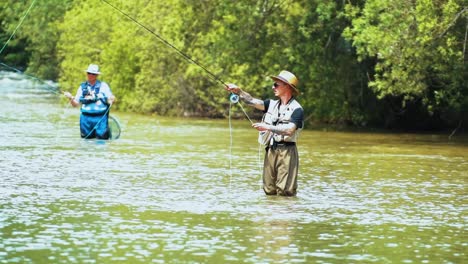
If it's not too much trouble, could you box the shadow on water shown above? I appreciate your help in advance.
[0,72,467,263]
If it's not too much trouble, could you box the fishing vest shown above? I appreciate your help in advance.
[79,81,109,115]
[258,98,303,145]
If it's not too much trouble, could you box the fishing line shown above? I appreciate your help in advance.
[0,0,38,55]
[228,101,234,190]
[235,101,255,125]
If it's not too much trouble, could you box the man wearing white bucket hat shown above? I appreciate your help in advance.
[226,70,304,196]
[64,64,116,139]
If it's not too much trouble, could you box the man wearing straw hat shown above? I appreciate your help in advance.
[64,64,116,139]
[226,70,304,196]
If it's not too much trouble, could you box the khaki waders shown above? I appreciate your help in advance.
[263,143,299,196]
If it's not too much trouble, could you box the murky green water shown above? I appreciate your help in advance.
[0,72,466,263]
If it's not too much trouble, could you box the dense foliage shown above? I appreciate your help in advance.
[1,0,466,130]
[0,0,73,79]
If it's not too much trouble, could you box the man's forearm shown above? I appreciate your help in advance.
[239,90,264,110]
[269,123,297,136]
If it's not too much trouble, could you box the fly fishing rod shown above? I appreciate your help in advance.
[100,0,252,122]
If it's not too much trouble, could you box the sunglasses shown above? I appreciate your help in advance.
[273,82,282,88]
[87,72,97,76]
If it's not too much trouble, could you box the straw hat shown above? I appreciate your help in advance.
[85,64,101,75]
[270,70,299,96]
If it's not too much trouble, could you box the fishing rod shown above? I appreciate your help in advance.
[100,0,253,123]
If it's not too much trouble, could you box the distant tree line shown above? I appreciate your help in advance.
[1,0,467,131]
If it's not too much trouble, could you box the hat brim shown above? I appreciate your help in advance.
[85,70,101,75]
[270,76,300,96]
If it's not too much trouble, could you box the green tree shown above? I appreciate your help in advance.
[54,0,467,130]
[343,0,468,128]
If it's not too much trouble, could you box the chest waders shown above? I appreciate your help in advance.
[79,81,111,139]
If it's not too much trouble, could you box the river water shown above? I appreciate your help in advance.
[0,72,466,263]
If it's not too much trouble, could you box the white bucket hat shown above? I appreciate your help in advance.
[85,64,101,75]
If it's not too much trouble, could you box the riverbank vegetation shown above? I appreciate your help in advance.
[1,0,466,131]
